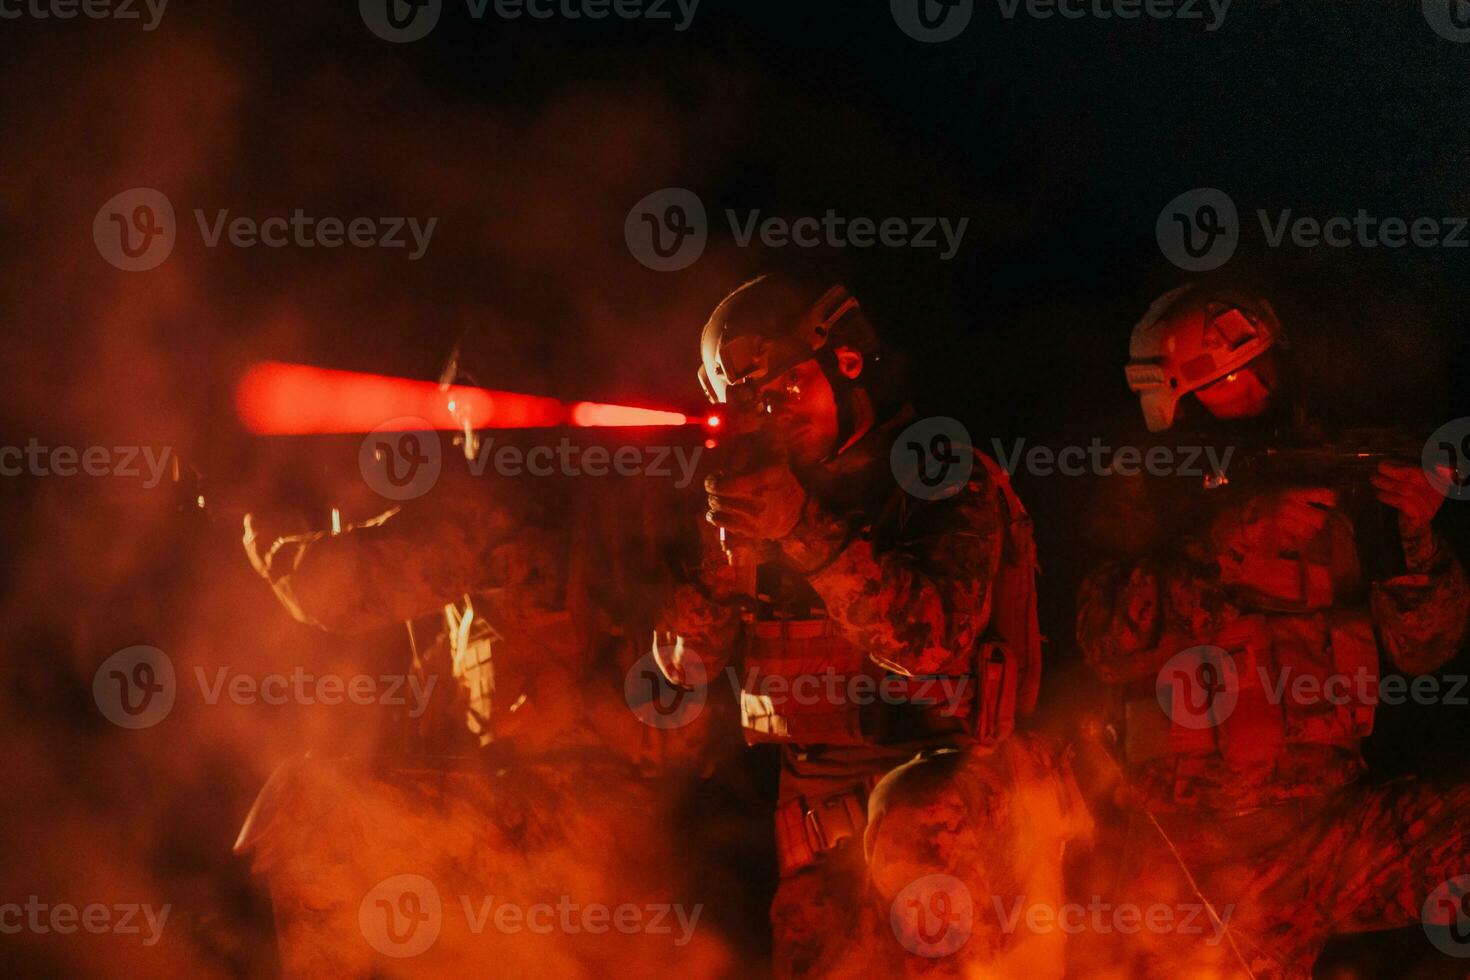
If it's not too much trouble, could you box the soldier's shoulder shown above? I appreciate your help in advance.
[892,443,1010,532]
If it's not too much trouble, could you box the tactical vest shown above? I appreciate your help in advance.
[739,454,1042,751]
[1102,472,1390,808]
[1123,609,1379,806]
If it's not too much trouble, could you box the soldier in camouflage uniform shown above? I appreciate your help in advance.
[238,431,729,976]
[664,274,1092,978]
[1076,283,1470,978]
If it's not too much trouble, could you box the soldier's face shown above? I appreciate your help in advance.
[756,358,839,467]
[1193,364,1273,421]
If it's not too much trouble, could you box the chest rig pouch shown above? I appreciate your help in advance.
[1125,611,1379,792]
[739,452,1042,751]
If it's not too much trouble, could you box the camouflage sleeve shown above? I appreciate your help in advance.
[661,522,743,675]
[664,583,743,675]
[1076,557,1240,684]
[1370,525,1470,674]
[1075,559,1168,684]
[776,464,1005,677]
[250,485,532,633]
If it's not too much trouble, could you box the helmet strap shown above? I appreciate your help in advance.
[815,345,873,460]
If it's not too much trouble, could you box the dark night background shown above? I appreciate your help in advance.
[1,0,1468,976]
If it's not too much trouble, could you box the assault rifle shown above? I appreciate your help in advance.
[703,384,781,608]
[1201,429,1430,582]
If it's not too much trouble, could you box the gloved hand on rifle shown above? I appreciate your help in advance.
[1370,460,1447,529]
[1372,460,1450,572]
[704,461,808,541]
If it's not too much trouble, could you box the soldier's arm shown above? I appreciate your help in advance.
[660,521,744,677]
[1370,523,1470,675]
[1202,491,1348,610]
[1077,548,1245,684]
[777,466,1004,678]
[1365,462,1470,673]
[244,485,530,633]
[1075,559,1171,684]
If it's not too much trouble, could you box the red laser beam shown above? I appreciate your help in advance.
[235,361,697,435]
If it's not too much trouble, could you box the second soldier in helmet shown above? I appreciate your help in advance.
[663,272,1093,978]
[1077,282,1470,978]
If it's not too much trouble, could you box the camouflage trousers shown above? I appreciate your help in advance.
[1107,774,1470,979]
[768,733,1094,979]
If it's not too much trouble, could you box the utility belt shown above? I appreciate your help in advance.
[1123,612,1377,803]
[739,616,1018,750]
[773,774,885,878]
